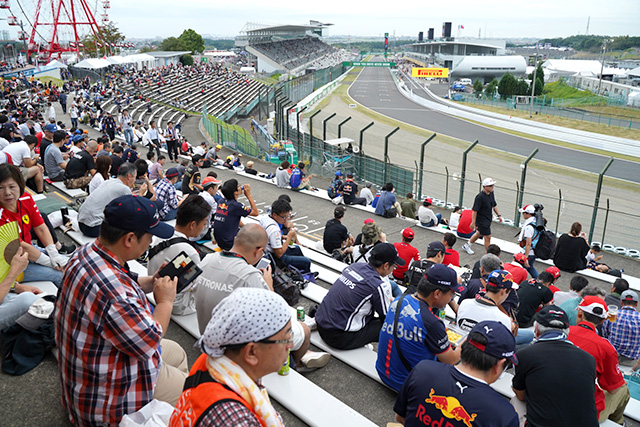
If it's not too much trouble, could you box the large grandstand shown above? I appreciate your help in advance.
[237,21,357,76]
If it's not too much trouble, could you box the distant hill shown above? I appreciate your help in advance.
[539,35,640,52]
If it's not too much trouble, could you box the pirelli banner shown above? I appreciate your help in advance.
[412,68,449,78]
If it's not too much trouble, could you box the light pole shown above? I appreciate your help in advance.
[597,39,612,95]
[528,43,539,118]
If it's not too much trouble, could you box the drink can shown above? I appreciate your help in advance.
[278,351,290,376]
[297,306,305,322]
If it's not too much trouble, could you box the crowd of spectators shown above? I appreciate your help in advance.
[252,36,355,72]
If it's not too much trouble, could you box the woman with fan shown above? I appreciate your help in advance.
[0,164,64,286]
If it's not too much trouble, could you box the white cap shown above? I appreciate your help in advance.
[482,178,496,187]
[519,204,535,214]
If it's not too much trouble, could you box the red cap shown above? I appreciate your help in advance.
[402,228,414,239]
[578,296,608,318]
[364,218,375,225]
[424,198,433,205]
[514,253,527,264]
[545,266,561,279]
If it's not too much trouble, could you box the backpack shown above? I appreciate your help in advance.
[533,229,556,260]
[403,259,435,295]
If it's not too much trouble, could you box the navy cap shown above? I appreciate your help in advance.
[535,305,569,329]
[72,134,84,143]
[104,195,174,239]
[425,264,465,293]
[165,167,179,178]
[487,269,519,290]
[347,172,354,178]
[427,241,446,254]
[370,242,405,266]
[468,320,518,365]
[44,123,57,132]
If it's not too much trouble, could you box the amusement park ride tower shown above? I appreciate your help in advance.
[0,0,109,61]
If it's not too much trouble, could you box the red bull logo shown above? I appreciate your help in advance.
[418,388,476,427]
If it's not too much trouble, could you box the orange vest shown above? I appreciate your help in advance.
[169,354,265,427]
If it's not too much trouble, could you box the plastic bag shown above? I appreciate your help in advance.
[119,399,175,427]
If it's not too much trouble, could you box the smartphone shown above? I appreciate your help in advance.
[157,251,203,294]
[61,207,69,225]
[256,257,270,270]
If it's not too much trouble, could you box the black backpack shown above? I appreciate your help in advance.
[403,259,435,295]
[533,228,556,260]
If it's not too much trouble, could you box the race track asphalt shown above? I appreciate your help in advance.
[348,66,640,183]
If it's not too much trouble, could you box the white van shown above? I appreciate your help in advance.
[459,78,472,85]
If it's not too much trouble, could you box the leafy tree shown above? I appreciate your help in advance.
[203,39,235,50]
[180,54,194,66]
[178,29,204,54]
[516,79,530,96]
[528,62,545,95]
[484,78,498,98]
[140,46,154,53]
[497,72,517,99]
[473,79,483,93]
[81,22,125,56]
[159,37,188,52]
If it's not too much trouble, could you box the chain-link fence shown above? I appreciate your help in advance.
[202,105,260,157]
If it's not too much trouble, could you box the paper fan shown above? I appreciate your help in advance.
[0,221,20,279]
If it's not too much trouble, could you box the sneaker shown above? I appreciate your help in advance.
[300,351,330,369]
[364,343,374,351]
[58,243,76,255]
[461,243,474,255]
[303,316,317,331]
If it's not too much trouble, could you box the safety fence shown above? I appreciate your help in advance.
[201,105,260,157]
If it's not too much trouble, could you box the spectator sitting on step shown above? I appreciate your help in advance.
[192,141,206,157]
[448,206,462,231]
[458,253,502,306]
[374,182,401,217]
[181,154,204,195]
[502,252,530,285]
[88,155,111,194]
[148,154,166,182]
[604,278,630,309]
[340,173,366,206]
[559,284,606,326]
[155,168,182,222]
[456,208,474,239]
[109,145,125,177]
[553,221,591,273]
[418,198,446,227]
[0,247,44,331]
[147,194,211,315]
[553,276,589,307]
[244,160,258,175]
[441,232,460,267]
[122,142,140,164]
[602,290,640,370]
[471,244,502,279]
[275,160,290,188]
[360,182,374,206]
[63,139,97,190]
[290,162,314,191]
[323,205,354,256]
[213,180,258,251]
[232,152,243,168]
[400,193,417,219]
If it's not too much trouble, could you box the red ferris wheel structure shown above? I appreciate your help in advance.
[0,0,109,62]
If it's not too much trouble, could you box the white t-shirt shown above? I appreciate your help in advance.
[259,215,283,253]
[88,173,105,194]
[518,217,537,256]
[449,211,461,230]
[2,141,32,166]
[456,297,512,332]
[418,206,437,225]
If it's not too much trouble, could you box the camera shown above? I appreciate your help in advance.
[533,204,545,231]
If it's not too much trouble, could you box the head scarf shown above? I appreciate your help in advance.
[197,288,291,357]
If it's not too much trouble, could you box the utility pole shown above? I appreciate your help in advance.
[597,40,609,95]
[528,42,539,118]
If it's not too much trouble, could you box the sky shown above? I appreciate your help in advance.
[1,0,638,42]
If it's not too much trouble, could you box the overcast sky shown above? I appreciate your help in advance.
[3,0,639,41]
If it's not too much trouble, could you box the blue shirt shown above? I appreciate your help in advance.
[376,295,450,391]
[375,191,396,216]
[212,198,252,250]
[315,262,392,332]
[395,361,519,427]
[602,306,640,359]
[290,168,303,188]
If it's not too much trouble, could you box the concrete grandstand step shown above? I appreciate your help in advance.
[48,181,87,198]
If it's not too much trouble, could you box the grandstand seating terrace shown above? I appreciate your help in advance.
[251,36,351,71]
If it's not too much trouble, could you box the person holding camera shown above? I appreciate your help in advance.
[517,204,540,279]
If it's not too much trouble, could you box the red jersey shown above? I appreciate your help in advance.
[0,192,45,242]
[443,248,460,267]
[393,242,420,280]
[503,262,528,285]
[549,284,560,294]
[457,209,473,234]
[568,322,626,417]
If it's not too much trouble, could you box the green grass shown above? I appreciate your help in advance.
[35,76,64,86]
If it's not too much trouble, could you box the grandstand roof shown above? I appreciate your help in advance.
[246,23,332,34]
[147,51,191,58]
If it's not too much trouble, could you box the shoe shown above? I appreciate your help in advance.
[461,243,474,255]
[364,343,374,351]
[58,243,76,255]
[303,316,317,331]
[300,351,330,369]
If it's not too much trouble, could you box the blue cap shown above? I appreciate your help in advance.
[425,264,465,293]
[104,195,174,238]
[44,123,57,132]
[468,320,518,365]
[72,134,84,143]
[487,269,519,290]
[335,170,343,177]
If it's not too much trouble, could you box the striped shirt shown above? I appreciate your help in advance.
[55,240,162,426]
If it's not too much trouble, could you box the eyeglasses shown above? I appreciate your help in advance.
[259,338,294,345]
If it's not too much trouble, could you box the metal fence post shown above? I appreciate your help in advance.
[383,127,400,183]
[445,166,450,205]
[337,116,352,138]
[283,103,293,141]
[458,140,479,206]
[359,122,375,154]
[514,149,539,226]
[418,133,437,201]
[588,157,614,242]
[296,106,308,155]
[555,189,562,236]
[308,110,322,152]
[323,113,337,140]
[602,198,611,244]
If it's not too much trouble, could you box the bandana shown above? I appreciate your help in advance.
[197,288,290,357]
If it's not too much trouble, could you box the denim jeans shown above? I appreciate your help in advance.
[0,291,40,330]
[526,254,539,279]
[279,246,311,272]
[22,262,64,287]
[124,128,134,146]
[421,213,442,227]
[162,207,178,222]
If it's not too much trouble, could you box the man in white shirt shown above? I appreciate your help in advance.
[3,135,44,192]
[143,120,163,158]
[47,102,56,121]
[553,276,589,307]
[147,195,211,315]
[359,182,374,205]
[517,204,539,279]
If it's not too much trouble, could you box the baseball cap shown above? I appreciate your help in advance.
[15,295,56,331]
[346,172,353,178]
[334,205,346,217]
[545,266,561,279]
[535,305,569,329]
[72,134,84,143]
[578,296,608,318]
[487,269,519,290]
[513,252,527,265]
[335,170,343,177]
[519,204,535,214]
[427,241,446,254]
[104,195,173,239]
[44,123,57,132]
[364,218,375,225]
[468,320,518,365]
[216,144,222,149]
[621,290,639,303]
[202,176,221,189]
[423,198,433,205]
[369,243,405,266]
[425,264,465,293]
[401,228,414,239]
[165,167,179,178]
[482,178,496,187]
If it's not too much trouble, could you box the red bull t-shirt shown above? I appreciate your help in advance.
[212,198,252,250]
[394,360,519,427]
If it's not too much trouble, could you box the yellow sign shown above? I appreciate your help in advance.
[412,67,449,78]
